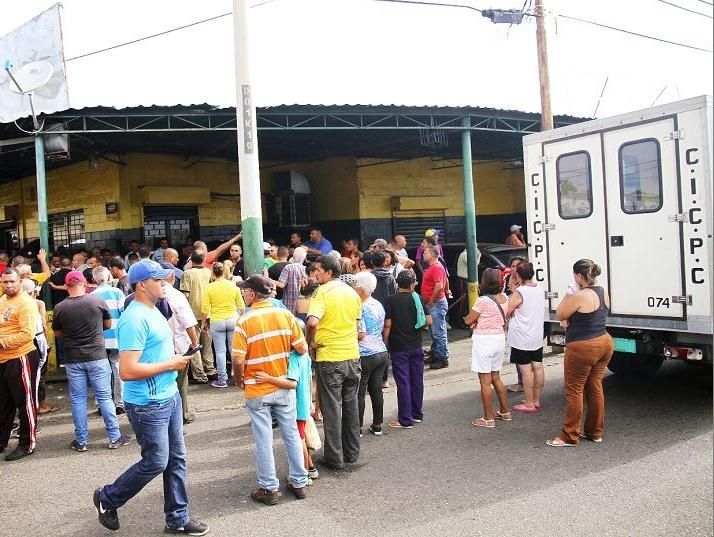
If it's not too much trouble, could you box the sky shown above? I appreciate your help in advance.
[0,0,712,119]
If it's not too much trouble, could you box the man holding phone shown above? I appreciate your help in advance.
[93,260,209,536]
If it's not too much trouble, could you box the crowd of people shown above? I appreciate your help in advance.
[0,225,614,535]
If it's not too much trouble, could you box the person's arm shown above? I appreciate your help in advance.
[358,317,367,341]
[234,287,245,313]
[306,316,319,350]
[397,255,414,269]
[186,325,199,348]
[37,248,50,277]
[425,314,433,328]
[37,301,48,334]
[200,288,211,323]
[382,318,391,345]
[506,291,523,316]
[118,350,190,381]
[208,232,242,260]
[429,281,444,306]
[556,292,584,321]
[103,319,112,330]
[305,288,325,350]
[253,371,297,389]
[463,309,480,327]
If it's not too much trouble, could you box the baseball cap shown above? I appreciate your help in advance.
[128,259,173,285]
[370,238,388,249]
[425,228,437,238]
[396,269,417,288]
[237,275,275,295]
[510,224,522,232]
[65,270,86,285]
[263,242,271,252]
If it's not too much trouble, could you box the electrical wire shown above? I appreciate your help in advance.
[555,13,713,53]
[65,0,279,63]
[692,0,713,5]
[654,0,713,18]
[373,0,481,13]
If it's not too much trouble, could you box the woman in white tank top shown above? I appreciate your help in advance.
[506,262,545,413]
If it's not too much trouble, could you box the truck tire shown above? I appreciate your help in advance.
[607,352,663,376]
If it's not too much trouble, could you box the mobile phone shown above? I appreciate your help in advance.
[183,344,203,356]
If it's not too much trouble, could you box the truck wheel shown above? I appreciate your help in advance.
[607,352,663,376]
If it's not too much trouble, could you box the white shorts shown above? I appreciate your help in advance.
[471,333,506,374]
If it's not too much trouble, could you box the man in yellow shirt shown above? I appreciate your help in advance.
[306,255,362,470]
[0,267,41,461]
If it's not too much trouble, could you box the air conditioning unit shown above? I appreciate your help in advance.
[275,195,310,228]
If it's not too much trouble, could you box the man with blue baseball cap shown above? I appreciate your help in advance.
[93,260,209,536]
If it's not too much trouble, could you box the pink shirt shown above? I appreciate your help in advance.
[472,294,506,335]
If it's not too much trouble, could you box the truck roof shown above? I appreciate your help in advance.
[522,95,712,146]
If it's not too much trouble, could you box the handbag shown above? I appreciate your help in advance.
[304,415,322,452]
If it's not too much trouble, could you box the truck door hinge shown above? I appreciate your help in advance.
[668,213,687,223]
[545,291,559,299]
[671,295,692,305]
[543,223,556,231]
[538,155,551,164]
[664,130,685,141]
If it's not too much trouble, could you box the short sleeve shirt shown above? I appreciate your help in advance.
[52,294,110,363]
[165,286,198,355]
[180,266,211,318]
[472,295,506,335]
[118,301,177,405]
[385,292,428,352]
[420,262,447,301]
[287,351,312,420]
[308,279,361,362]
[358,298,387,356]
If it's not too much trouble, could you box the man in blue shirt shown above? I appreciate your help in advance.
[303,228,333,257]
[93,260,209,536]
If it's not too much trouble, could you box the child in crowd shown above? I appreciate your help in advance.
[255,344,320,483]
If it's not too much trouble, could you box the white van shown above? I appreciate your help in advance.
[523,96,713,374]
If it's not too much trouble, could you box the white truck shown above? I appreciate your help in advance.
[523,96,713,375]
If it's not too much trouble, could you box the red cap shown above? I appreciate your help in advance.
[65,270,86,285]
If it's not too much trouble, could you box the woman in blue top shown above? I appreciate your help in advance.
[353,271,389,437]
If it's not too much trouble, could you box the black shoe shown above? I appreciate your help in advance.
[429,360,449,370]
[188,378,208,385]
[206,374,218,382]
[93,488,120,531]
[368,424,383,436]
[317,458,344,471]
[271,419,279,430]
[183,416,195,425]
[71,440,88,452]
[165,518,210,535]
[5,447,34,461]
[286,483,307,499]
[115,406,125,415]
[423,357,436,366]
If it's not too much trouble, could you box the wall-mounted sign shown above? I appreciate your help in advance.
[105,202,119,216]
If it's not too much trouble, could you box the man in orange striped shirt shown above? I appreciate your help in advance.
[233,275,309,505]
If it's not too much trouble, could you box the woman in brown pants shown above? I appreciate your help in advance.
[547,259,614,447]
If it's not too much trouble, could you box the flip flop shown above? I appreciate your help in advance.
[506,384,524,393]
[513,404,539,413]
[520,400,543,409]
[38,406,59,415]
[388,421,413,429]
[471,418,495,428]
[546,437,577,447]
[578,433,603,443]
[495,411,512,421]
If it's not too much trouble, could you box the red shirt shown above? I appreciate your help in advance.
[421,262,447,302]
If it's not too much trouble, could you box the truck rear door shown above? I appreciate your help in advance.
[602,118,685,319]
[542,134,608,312]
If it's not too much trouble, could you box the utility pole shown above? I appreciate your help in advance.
[534,0,554,130]
[233,0,264,276]
[461,117,479,308]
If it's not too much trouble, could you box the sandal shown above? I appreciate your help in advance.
[578,433,603,443]
[38,405,59,415]
[471,418,495,428]
[520,400,542,409]
[495,411,512,421]
[513,404,539,413]
[388,421,413,429]
[546,437,577,447]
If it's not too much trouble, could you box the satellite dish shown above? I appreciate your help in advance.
[7,60,54,94]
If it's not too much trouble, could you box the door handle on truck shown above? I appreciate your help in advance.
[610,236,624,247]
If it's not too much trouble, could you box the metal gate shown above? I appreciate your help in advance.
[392,209,446,248]
[143,206,199,248]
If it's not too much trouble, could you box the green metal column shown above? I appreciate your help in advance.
[461,117,479,307]
[34,135,49,252]
[233,0,264,276]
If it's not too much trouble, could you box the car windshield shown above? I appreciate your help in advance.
[487,247,528,267]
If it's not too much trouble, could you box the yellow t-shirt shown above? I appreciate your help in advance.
[201,278,245,321]
[0,292,38,362]
[308,279,361,362]
[179,267,211,318]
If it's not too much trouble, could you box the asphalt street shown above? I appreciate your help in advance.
[1,333,711,537]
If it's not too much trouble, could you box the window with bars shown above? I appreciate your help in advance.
[49,210,85,252]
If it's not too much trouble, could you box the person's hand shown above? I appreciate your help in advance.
[254,371,271,383]
[309,341,324,350]
[559,320,569,329]
[38,247,47,258]
[427,301,435,309]
[169,355,191,371]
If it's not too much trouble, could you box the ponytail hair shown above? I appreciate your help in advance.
[573,259,601,286]
[212,262,225,279]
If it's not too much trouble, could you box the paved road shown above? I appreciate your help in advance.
[1,335,711,537]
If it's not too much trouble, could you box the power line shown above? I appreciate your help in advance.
[555,13,713,53]
[654,0,713,18]
[692,0,713,5]
[373,0,481,13]
[65,0,279,62]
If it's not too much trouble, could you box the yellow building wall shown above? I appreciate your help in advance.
[356,157,525,219]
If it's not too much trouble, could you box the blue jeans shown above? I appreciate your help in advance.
[100,392,189,529]
[65,359,120,444]
[245,388,308,491]
[210,317,236,383]
[428,298,450,362]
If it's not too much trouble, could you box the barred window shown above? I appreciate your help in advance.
[49,210,85,252]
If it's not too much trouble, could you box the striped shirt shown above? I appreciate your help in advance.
[92,284,125,349]
[233,300,306,399]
